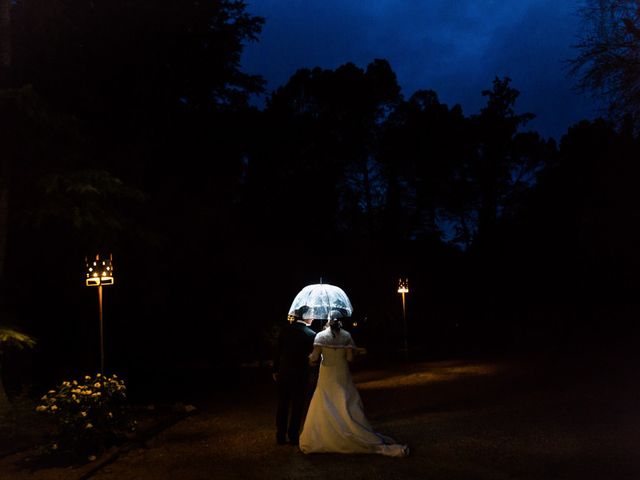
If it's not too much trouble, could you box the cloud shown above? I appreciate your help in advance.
[242,0,599,139]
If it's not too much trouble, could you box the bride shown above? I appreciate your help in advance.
[299,315,409,457]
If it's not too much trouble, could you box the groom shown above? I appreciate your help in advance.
[273,307,316,446]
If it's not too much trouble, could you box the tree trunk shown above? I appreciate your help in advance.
[0,0,10,299]
[362,156,373,233]
[0,362,9,420]
[0,186,7,296]
[0,0,10,71]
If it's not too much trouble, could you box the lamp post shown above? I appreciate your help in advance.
[85,254,114,374]
[398,278,409,361]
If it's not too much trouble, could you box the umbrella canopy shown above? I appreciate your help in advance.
[288,284,353,320]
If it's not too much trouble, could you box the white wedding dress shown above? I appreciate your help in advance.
[299,328,408,457]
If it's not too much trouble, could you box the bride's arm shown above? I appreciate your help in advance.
[346,347,354,362]
[309,346,322,366]
[345,332,357,362]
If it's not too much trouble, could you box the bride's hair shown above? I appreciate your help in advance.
[325,309,342,337]
[328,318,342,337]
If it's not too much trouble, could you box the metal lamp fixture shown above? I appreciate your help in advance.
[85,254,114,373]
[85,255,114,286]
[398,278,409,361]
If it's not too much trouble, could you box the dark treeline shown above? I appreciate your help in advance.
[1,1,639,393]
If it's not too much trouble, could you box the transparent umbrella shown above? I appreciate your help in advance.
[288,283,353,320]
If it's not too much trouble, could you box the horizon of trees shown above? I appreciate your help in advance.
[0,1,639,390]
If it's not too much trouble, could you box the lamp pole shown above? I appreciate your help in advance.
[98,283,104,373]
[85,254,114,374]
[398,278,409,361]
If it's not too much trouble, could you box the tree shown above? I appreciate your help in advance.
[502,118,640,345]
[0,0,11,307]
[0,0,9,74]
[571,0,640,124]
[0,326,34,417]
[0,0,267,374]
[378,89,470,243]
[9,0,265,204]
[0,86,144,283]
[253,60,401,242]
[11,0,264,118]
[467,77,547,250]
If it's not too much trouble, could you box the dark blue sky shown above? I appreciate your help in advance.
[241,0,601,140]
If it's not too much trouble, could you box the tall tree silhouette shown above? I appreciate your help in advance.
[253,60,401,243]
[558,120,640,293]
[0,0,9,76]
[11,0,264,119]
[1,1,266,372]
[378,90,470,243]
[468,77,549,251]
[9,0,264,207]
[571,0,640,125]
[0,0,11,300]
[504,118,640,345]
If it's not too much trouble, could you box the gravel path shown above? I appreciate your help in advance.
[3,351,640,479]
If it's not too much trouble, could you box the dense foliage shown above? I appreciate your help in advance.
[0,1,637,390]
[36,373,135,457]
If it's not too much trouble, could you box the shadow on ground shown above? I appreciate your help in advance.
[2,347,639,479]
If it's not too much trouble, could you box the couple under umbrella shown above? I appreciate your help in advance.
[273,283,409,457]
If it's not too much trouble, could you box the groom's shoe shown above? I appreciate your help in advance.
[276,435,287,445]
[287,438,299,447]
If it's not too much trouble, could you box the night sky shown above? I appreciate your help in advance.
[242,0,601,140]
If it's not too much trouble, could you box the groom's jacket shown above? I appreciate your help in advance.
[273,321,316,377]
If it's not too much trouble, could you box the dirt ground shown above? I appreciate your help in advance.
[2,348,640,480]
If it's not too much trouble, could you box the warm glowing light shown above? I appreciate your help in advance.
[397,278,409,294]
[85,254,114,287]
[357,362,502,390]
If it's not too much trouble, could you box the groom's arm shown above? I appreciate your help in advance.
[308,346,321,366]
[272,330,284,381]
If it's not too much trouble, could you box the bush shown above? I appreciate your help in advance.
[35,373,136,458]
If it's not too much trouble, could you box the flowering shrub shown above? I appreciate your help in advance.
[35,373,136,456]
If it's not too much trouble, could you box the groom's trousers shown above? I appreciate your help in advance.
[276,372,308,443]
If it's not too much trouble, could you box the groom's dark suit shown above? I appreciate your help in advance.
[273,320,316,445]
